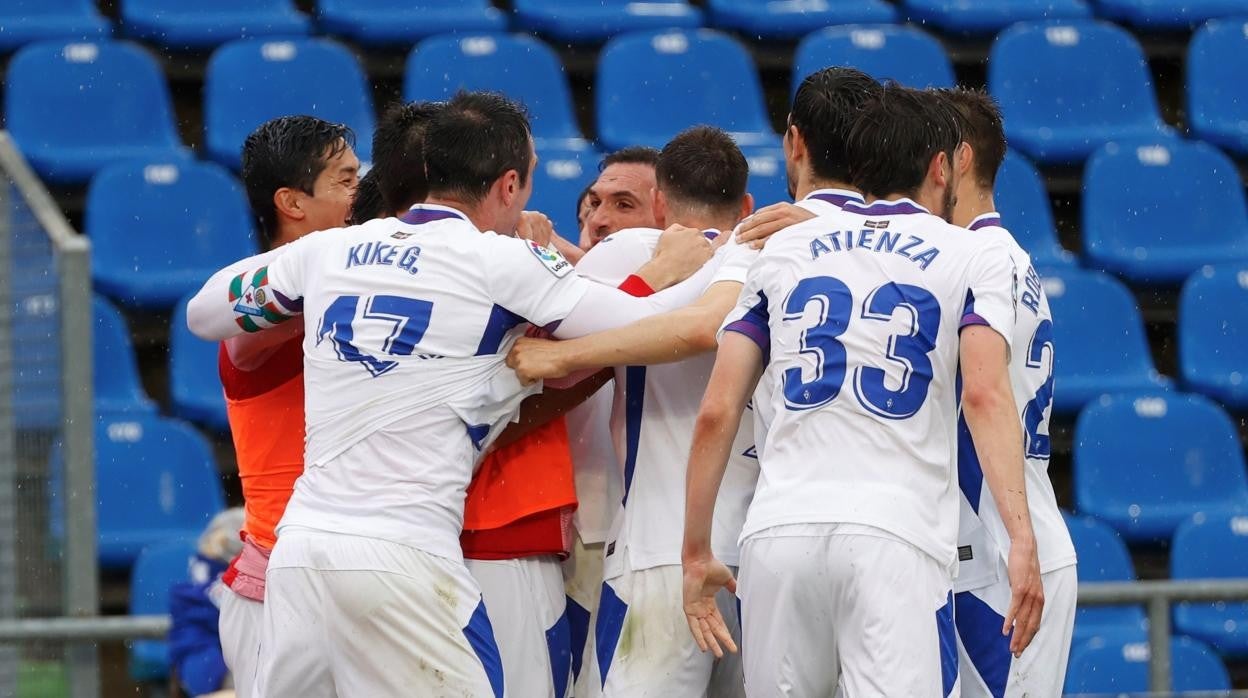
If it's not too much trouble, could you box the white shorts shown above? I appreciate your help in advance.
[564,536,605,696]
[593,560,744,698]
[254,529,502,698]
[739,524,957,698]
[956,562,1078,698]
[218,586,263,697]
[468,555,570,698]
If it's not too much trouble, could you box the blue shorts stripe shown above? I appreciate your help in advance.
[566,596,590,682]
[937,591,958,697]
[954,590,1012,698]
[463,599,504,698]
[595,581,629,689]
[546,609,571,698]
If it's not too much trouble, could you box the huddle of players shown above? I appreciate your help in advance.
[188,65,1076,697]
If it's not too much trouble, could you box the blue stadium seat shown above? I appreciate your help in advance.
[792,25,953,95]
[514,0,702,44]
[318,0,505,47]
[129,538,197,682]
[205,38,375,170]
[87,160,257,309]
[1083,139,1248,284]
[1041,269,1169,413]
[121,0,309,50]
[0,0,109,52]
[529,149,601,245]
[170,298,228,432]
[404,34,588,152]
[5,40,187,184]
[596,30,777,152]
[93,296,157,415]
[1188,18,1248,157]
[1065,634,1232,694]
[988,21,1172,164]
[1172,513,1248,656]
[1096,0,1248,29]
[903,0,1091,35]
[91,413,225,568]
[745,151,791,207]
[1180,264,1248,408]
[992,150,1076,268]
[707,0,896,40]
[1075,392,1248,544]
[1063,512,1149,643]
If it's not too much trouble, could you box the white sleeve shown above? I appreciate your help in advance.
[552,256,721,338]
[185,234,314,340]
[717,266,771,358]
[483,235,594,327]
[961,239,1018,354]
[710,236,760,286]
[574,229,655,286]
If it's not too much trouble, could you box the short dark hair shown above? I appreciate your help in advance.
[575,184,593,227]
[936,87,1006,190]
[600,146,660,171]
[423,91,533,203]
[790,67,882,183]
[846,83,962,199]
[241,115,354,250]
[371,101,444,214]
[349,169,387,224]
[656,126,748,214]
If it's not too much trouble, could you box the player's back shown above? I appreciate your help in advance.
[738,198,1016,567]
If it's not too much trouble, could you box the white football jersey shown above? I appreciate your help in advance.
[722,198,1017,569]
[233,204,593,561]
[955,213,1077,591]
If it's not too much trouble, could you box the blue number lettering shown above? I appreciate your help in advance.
[1021,319,1054,459]
[853,283,941,419]
[782,277,853,410]
[317,294,434,377]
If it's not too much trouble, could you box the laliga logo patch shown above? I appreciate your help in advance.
[528,239,572,278]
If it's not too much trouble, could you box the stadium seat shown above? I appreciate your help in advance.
[706,0,896,40]
[1188,18,1248,157]
[170,298,229,432]
[529,149,601,244]
[1074,392,1248,544]
[514,0,703,44]
[93,296,158,415]
[129,538,197,682]
[5,40,187,184]
[1063,512,1149,643]
[404,34,588,151]
[1179,264,1248,408]
[1065,634,1232,694]
[0,0,109,52]
[992,150,1076,268]
[988,21,1172,164]
[91,413,225,568]
[1095,0,1248,29]
[745,150,791,207]
[1041,269,1169,413]
[205,38,375,170]
[1083,139,1248,284]
[87,160,258,309]
[596,30,778,152]
[903,0,1091,35]
[318,0,505,47]
[1172,513,1248,656]
[121,0,309,50]
[792,25,953,95]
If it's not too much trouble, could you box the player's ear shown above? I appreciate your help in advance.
[740,193,755,219]
[930,151,950,189]
[786,124,805,163]
[653,188,667,228]
[955,142,974,177]
[273,187,306,222]
[499,169,521,207]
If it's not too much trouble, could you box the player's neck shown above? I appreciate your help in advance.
[952,188,997,229]
[667,208,737,234]
[271,221,317,248]
[422,196,494,232]
[797,177,856,201]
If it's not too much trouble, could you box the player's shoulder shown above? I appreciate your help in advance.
[602,226,663,246]
[480,232,577,279]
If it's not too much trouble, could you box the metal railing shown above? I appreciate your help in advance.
[0,132,96,698]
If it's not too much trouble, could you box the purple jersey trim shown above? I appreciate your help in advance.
[724,320,769,355]
[967,214,1003,231]
[842,199,928,217]
[272,288,303,313]
[806,192,864,209]
[400,206,467,226]
[960,313,991,329]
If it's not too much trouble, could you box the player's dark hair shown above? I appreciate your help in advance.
[790,67,882,184]
[656,126,748,214]
[575,184,593,228]
[600,146,660,171]
[241,115,354,250]
[847,83,962,199]
[371,100,444,214]
[348,169,387,224]
[424,91,533,203]
[935,87,1006,191]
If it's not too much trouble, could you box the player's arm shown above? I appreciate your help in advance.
[734,202,816,249]
[489,368,613,451]
[185,244,305,343]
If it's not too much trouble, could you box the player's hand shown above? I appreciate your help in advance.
[1003,537,1044,658]
[682,555,738,658]
[506,336,569,385]
[641,224,717,291]
[516,211,555,249]
[736,203,816,249]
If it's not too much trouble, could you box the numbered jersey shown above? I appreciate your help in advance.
[955,214,1077,590]
[231,204,591,561]
[723,198,1017,569]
